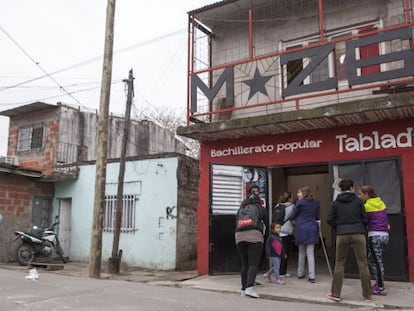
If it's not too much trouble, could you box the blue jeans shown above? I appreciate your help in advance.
[368,234,389,290]
[265,256,281,279]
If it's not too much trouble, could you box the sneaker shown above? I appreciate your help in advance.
[308,278,316,283]
[372,287,387,296]
[327,294,341,302]
[275,277,285,285]
[280,273,291,277]
[361,296,372,302]
[245,287,259,298]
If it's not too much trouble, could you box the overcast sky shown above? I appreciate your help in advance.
[0,0,214,156]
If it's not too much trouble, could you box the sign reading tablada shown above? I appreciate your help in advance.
[336,127,413,153]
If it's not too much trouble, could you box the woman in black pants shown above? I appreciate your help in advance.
[235,185,269,298]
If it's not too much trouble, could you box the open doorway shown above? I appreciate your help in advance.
[270,164,333,276]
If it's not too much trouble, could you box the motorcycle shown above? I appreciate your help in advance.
[14,216,66,265]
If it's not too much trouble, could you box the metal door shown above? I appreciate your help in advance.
[209,164,268,274]
[58,199,72,258]
[330,158,409,281]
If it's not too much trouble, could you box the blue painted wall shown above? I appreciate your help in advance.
[54,157,179,270]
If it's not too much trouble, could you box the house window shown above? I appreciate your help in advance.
[17,124,45,152]
[103,194,137,232]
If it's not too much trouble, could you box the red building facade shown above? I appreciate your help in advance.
[179,0,414,282]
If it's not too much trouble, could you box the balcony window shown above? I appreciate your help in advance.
[17,124,45,152]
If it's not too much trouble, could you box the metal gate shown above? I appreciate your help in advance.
[209,164,268,274]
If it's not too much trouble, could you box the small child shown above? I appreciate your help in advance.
[263,222,286,285]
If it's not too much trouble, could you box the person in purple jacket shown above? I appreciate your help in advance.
[289,186,320,283]
[359,185,390,296]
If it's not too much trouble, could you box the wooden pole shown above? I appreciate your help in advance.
[89,0,116,279]
[109,69,134,273]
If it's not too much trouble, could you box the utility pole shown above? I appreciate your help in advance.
[89,0,116,279]
[109,69,134,274]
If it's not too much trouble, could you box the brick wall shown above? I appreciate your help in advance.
[6,106,60,175]
[0,174,54,262]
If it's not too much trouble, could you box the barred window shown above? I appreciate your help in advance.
[104,194,137,232]
[17,124,45,152]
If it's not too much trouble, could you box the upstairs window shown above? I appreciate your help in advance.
[17,124,45,152]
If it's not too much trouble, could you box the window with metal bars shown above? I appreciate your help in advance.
[17,124,45,152]
[103,194,137,232]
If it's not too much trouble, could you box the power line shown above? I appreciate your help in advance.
[0,80,123,107]
[0,24,86,109]
[0,27,186,92]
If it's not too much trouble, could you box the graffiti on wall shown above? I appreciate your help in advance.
[166,206,177,219]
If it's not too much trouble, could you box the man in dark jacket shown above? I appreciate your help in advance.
[326,179,372,302]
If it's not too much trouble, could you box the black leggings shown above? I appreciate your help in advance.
[280,235,294,275]
[236,241,263,290]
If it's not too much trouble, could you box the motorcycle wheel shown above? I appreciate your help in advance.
[15,242,35,266]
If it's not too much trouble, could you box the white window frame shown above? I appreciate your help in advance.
[103,194,138,233]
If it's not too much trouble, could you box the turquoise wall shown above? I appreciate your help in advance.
[54,157,179,270]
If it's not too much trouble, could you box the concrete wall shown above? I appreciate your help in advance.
[58,108,187,162]
[176,156,199,270]
[54,154,198,270]
[5,104,187,176]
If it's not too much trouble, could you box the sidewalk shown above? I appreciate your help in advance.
[180,273,414,309]
[1,262,413,309]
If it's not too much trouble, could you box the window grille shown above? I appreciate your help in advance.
[103,194,137,233]
[17,124,45,152]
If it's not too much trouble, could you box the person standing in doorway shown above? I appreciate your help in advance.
[264,222,286,284]
[275,192,295,277]
[288,186,320,283]
[327,179,372,302]
[235,185,269,298]
[359,185,390,296]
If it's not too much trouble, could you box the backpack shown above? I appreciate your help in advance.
[236,203,260,231]
[272,203,286,224]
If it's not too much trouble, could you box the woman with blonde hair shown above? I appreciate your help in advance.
[288,186,320,283]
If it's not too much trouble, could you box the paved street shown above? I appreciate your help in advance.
[1,267,338,311]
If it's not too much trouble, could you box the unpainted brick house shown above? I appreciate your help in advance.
[0,102,199,269]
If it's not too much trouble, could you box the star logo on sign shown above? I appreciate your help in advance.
[242,68,273,100]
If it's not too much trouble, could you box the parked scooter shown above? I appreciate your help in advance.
[14,216,66,265]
